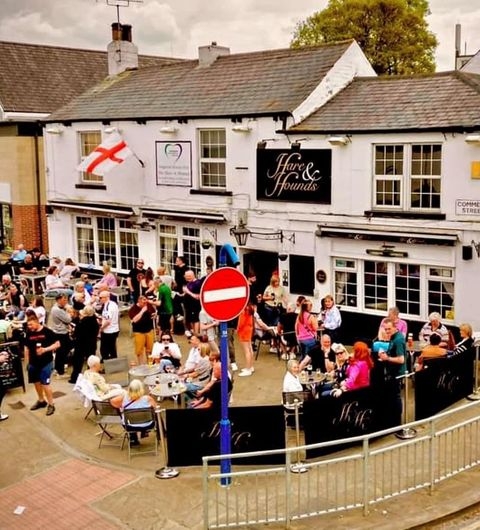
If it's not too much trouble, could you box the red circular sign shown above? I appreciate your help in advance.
[200,267,250,321]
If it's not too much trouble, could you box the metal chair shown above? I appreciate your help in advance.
[103,357,130,387]
[122,407,159,461]
[91,400,124,448]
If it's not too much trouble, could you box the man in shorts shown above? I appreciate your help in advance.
[24,314,60,416]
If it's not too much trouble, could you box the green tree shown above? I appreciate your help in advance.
[291,0,438,75]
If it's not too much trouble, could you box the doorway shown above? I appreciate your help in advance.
[242,250,278,294]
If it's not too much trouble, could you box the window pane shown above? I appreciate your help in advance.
[199,129,226,189]
[119,227,138,271]
[428,267,454,320]
[376,179,401,206]
[395,263,420,316]
[335,270,357,307]
[201,162,226,188]
[182,226,201,276]
[79,131,102,183]
[159,224,178,274]
[375,145,403,175]
[411,178,441,208]
[76,216,94,264]
[97,217,116,266]
[364,261,388,310]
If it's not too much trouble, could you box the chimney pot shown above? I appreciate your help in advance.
[122,24,132,43]
[111,22,122,41]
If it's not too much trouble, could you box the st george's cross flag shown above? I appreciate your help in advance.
[76,132,133,176]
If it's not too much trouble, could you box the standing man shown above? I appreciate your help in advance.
[50,293,73,378]
[127,258,146,303]
[128,295,156,365]
[183,270,204,337]
[378,318,406,426]
[99,290,120,361]
[156,276,174,335]
[172,255,188,321]
[24,314,60,416]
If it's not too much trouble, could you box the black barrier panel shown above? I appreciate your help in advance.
[415,351,474,420]
[0,342,25,392]
[304,384,399,459]
[166,405,285,467]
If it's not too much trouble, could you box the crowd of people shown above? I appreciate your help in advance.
[0,245,476,432]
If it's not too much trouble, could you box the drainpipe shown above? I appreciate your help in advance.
[34,122,44,251]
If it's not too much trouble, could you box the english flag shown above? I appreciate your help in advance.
[76,132,133,176]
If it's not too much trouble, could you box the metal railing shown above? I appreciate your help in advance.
[202,400,480,529]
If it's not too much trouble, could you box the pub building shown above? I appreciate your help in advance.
[44,27,480,341]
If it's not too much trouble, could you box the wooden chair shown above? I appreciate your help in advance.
[122,407,159,461]
[104,357,130,387]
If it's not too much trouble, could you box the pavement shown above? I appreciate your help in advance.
[1,316,480,529]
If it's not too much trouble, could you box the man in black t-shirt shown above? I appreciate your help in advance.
[127,258,146,303]
[128,295,156,365]
[24,314,60,416]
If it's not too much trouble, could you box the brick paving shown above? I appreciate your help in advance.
[0,459,135,529]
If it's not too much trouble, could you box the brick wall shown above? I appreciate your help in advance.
[11,204,49,253]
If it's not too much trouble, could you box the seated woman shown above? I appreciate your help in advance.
[332,341,373,397]
[29,295,46,325]
[44,265,73,297]
[419,312,449,348]
[110,379,157,446]
[452,323,474,356]
[183,342,212,401]
[98,262,118,290]
[415,333,447,371]
[59,257,79,282]
[190,352,232,409]
[83,355,124,400]
[282,359,303,392]
[151,331,182,372]
[320,343,350,397]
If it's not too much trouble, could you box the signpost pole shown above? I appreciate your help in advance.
[218,243,241,486]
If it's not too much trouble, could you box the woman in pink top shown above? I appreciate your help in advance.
[295,299,318,358]
[333,341,373,396]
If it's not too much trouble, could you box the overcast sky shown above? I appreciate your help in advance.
[0,0,478,71]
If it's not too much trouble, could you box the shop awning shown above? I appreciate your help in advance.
[316,225,458,246]
[49,200,134,217]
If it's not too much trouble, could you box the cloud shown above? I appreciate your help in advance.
[0,0,479,69]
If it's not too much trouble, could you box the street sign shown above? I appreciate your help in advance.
[200,267,250,322]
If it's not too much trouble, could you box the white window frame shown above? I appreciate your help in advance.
[332,257,454,322]
[75,215,138,272]
[78,130,103,184]
[199,128,226,190]
[158,224,201,277]
[373,143,442,212]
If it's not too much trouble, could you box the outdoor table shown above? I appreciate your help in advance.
[19,273,47,295]
[300,370,326,397]
[128,364,161,382]
[150,376,187,408]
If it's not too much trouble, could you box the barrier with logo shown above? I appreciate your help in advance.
[166,405,285,466]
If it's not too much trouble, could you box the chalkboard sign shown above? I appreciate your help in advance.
[0,341,25,392]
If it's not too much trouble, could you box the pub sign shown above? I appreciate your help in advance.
[256,148,332,203]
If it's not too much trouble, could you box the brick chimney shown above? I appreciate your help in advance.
[198,42,230,67]
[107,22,139,76]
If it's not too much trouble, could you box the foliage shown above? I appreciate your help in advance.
[291,0,438,75]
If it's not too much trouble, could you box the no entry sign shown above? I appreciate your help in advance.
[200,267,250,322]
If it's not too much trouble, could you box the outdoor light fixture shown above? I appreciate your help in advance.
[232,124,252,133]
[366,244,408,258]
[465,134,480,144]
[159,125,178,134]
[327,135,349,146]
[104,126,119,134]
[290,141,301,151]
[230,220,295,246]
[45,126,64,135]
